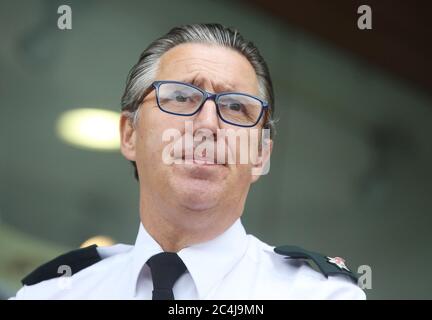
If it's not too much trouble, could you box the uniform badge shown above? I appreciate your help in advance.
[326,256,350,272]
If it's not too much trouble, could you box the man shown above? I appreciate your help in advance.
[11,24,365,299]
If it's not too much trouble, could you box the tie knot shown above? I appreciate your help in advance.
[146,252,187,299]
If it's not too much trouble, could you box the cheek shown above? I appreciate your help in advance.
[237,164,253,179]
[225,164,252,199]
[136,111,185,164]
[248,130,262,163]
[224,128,256,166]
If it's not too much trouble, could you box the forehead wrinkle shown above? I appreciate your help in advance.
[159,55,231,79]
[171,58,238,82]
[190,72,236,92]
[157,46,259,94]
[161,59,240,92]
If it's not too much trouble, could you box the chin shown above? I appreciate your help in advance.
[170,174,224,212]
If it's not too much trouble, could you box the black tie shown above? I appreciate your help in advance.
[146,252,187,300]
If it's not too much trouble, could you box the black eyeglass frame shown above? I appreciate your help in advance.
[138,80,269,128]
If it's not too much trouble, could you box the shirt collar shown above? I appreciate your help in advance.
[129,218,249,299]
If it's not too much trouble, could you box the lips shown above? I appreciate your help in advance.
[167,134,231,166]
[171,145,225,165]
[180,151,218,165]
[190,156,217,165]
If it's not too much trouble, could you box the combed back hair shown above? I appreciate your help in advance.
[121,23,275,180]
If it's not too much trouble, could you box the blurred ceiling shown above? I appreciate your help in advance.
[247,0,432,93]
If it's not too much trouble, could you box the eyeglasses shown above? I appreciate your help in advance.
[141,80,269,127]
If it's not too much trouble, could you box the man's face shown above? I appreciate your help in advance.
[121,43,270,218]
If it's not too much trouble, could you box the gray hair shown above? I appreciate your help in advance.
[121,23,275,180]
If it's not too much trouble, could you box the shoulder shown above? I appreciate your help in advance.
[21,245,101,287]
[247,236,366,300]
[273,245,358,282]
[11,244,133,299]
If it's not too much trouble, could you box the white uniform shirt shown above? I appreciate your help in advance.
[11,219,365,299]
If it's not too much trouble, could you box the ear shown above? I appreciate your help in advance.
[251,138,273,183]
[119,112,136,161]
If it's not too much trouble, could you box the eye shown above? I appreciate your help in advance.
[219,98,247,113]
[228,103,243,112]
[173,91,189,102]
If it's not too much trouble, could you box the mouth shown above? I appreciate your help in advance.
[170,147,227,167]
[181,153,223,166]
[169,137,229,167]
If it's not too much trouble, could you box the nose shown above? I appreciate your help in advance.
[192,97,220,135]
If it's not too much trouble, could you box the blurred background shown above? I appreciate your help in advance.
[1,0,431,299]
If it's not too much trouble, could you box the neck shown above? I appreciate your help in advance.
[139,193,243,252]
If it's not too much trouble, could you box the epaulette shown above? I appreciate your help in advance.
[274,245,358,282]
[22,245,101,286]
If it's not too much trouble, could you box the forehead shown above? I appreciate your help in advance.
[156,43,259,94]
